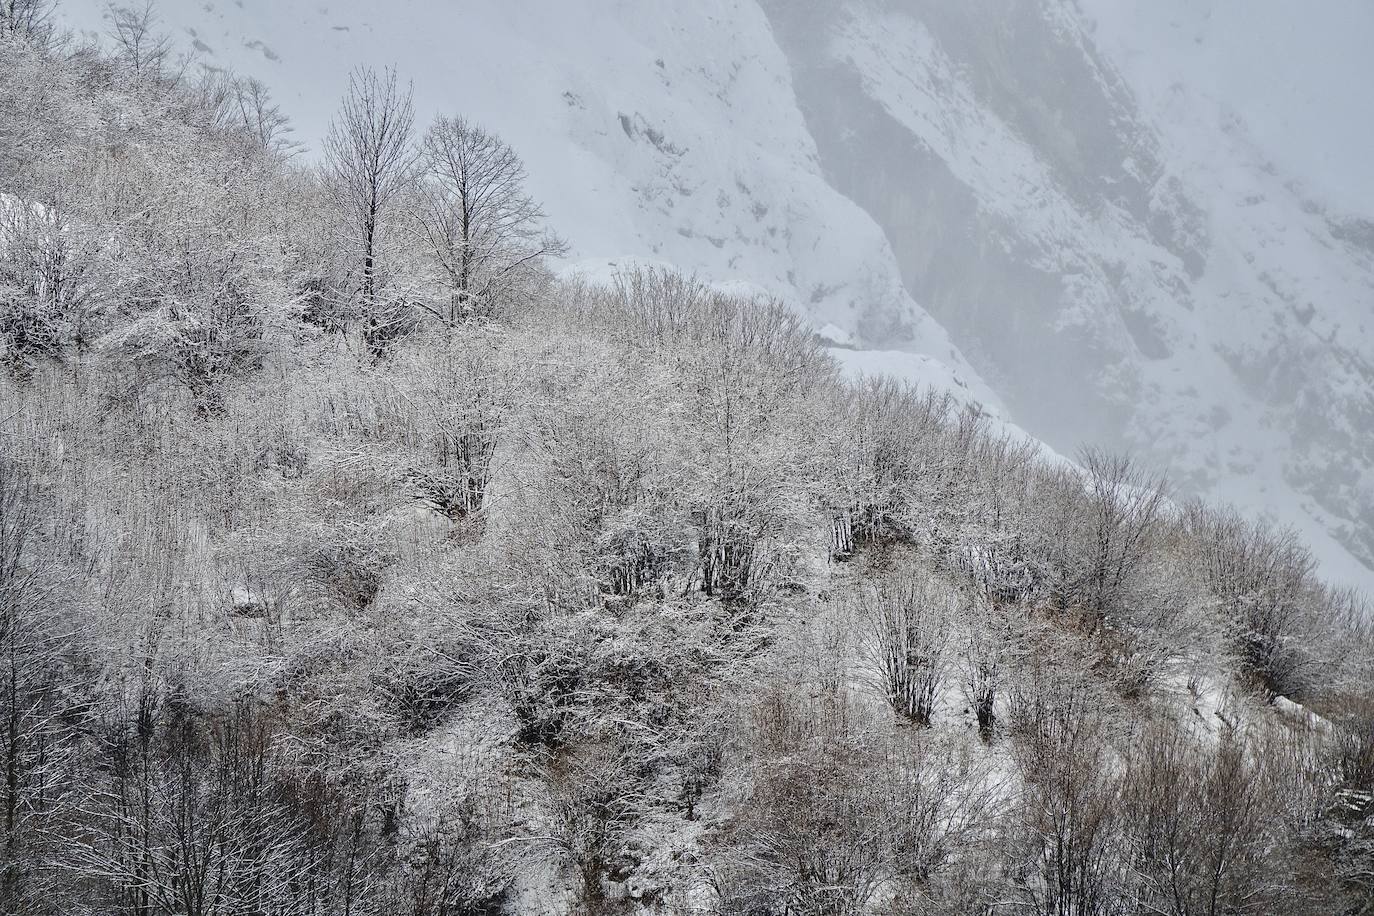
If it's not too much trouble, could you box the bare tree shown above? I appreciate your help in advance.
[417,116,563,321]
[225,76,300,158]
[0,0,54,44]
[1075,448,1168,623]
[80,689,322,916]
[1007,675,1127,916]
[544,740,645,912]
[831,378,954,557]
[396,818,510,916]
[718,691,985,915]
[1032,449,1168,629]
[1183,502,1321,697]
[323,66,416,313]
[105,1,172,79]
[103,135,289,414]
[1119,722,1315,916]
[965,596,1016,739]
[590,272,827,604]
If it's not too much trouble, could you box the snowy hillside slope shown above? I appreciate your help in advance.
[60,0,995,405]
[55,0,1374,592]
[760,0,1374,591]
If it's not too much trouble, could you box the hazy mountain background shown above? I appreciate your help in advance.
[59,0,1374,593]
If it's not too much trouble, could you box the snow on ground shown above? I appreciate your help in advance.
[1076,0,1374,594]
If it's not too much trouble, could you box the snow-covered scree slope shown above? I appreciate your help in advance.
[58,0,1374,592]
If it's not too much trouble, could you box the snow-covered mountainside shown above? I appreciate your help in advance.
[760,0,1374,593]
[58,0,1374,592]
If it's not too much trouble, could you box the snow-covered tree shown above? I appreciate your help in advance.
[0,195,98,373]
[323,65,416,348]
[0,0,54,44]
[105,0,172,80]
[417,116,563,321]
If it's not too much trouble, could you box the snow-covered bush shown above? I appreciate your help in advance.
[830,378,956,554]
[0,195,96,372]
[1006,673,1127,916]
[717,689,981,915]
[858,569,955,726]
[1183,502,1324,698]
[1120,724,1304,915]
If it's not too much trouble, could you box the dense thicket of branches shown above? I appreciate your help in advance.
[0,12,1372,916]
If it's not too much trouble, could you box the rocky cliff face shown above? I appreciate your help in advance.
[58,0,1374,589]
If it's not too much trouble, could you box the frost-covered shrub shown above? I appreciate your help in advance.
[964,597,1017,739]
[1025,449,1168,629]
[717,691,968,916]
[543,738,647,912]
[372,649,476,735]
[395,804,512,916]
[694,505,768,602]
[1183,502,1321,697]
[1006,675,1126,916]
[0,283,65,372]
[495,606,729,748]
[497,616,597,748]
[593,522,674,602]
[0,196,93,373]
[386,331,510,520]
[831,379,955,554]
[858,571,955,726]
[1120,724,1301,916]
[941,534,1049,610]
[308,544,387,611]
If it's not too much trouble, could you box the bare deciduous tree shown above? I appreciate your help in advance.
[965,596,1016,739]
[225,76,300,158]
[105,1,172,79]
[0,0,54,44]
[80,688,321,916]
[719,691,987,915]
[1077,448,1168,620]
[830,378,954,557]
[0,460,79,911]
[1007,674,1126,916]
[544,739,645,912]
[323,66,416,315]
[1121,724,1299,916]
[417,116,563,321]
[1183,501,1322,697]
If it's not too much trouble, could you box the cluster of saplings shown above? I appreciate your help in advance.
[1,4,1373,916]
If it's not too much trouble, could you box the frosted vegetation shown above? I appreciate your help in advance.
[1,5,1373,915]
